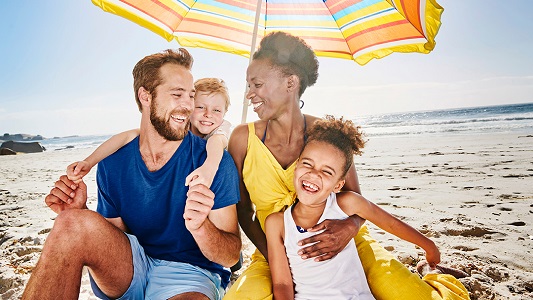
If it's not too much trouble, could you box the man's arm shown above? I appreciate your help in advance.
[46,175,129,234]
[184,184,241,267]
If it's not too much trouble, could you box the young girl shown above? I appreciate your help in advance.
[265,116,441,300]
[67,78,231,188]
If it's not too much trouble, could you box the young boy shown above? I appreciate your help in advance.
[265,116,441,300]
[67,78,231,188]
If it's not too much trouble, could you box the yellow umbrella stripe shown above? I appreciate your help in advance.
[335,1,398,28]
[340,10,411,37]
[92,0,176,41]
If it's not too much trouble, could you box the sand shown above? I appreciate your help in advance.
[0,132,532,299]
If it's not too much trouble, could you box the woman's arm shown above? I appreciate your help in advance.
[265,213,294,300]
[228,124,270,259]
[338,191,441,266]
[67,129,139,182]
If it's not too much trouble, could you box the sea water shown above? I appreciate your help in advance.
[353,102,533,137]
[38,102,533,150]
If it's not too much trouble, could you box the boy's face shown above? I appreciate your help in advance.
[191,92,227,136]
[294,141,345,206]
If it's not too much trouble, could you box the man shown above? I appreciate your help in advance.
[22,49,241,300]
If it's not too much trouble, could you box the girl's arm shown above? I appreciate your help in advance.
[337,192,441,266]
[228,124,270,258]
[66,129,139,182]
[265,213,294,300]
[185,134,228,188]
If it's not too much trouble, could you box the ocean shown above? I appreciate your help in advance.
[353,102,533,138]
[38,102,533,151]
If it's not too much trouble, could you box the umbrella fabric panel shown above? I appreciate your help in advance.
[92,0,443,65]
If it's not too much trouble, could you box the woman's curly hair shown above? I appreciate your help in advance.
[253,31,319,97]
[306,115,366,177]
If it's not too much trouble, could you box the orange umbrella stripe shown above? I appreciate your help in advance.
[180,19,257,44]
[398,0,423,33]
[122,0,185,30]
[346,21,425,53]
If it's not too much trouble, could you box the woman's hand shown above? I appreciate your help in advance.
[297,215,362,261]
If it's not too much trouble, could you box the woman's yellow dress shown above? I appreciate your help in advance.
[224,123,469,300]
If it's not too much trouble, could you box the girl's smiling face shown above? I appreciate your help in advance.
[294,141,346,207]
[190,92,227,136]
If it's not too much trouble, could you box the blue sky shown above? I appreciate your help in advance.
[1,1,532,137]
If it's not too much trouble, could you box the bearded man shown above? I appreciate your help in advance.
[22,49,241,300]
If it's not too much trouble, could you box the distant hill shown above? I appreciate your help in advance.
[1,133,44,141]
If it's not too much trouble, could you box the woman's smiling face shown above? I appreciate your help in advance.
[245,58,292,120]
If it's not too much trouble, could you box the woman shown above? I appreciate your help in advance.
[225,32,468,300]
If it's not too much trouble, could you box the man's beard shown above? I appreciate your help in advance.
[150,100,190,141]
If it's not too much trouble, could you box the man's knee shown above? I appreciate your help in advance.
[50,209,104,244]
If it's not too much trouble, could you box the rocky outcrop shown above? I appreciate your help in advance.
[0,148,17,155]
[0,141,45,154]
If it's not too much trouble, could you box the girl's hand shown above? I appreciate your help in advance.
[425,245,441,268]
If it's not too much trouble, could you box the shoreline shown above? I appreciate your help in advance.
[1,132,532,299]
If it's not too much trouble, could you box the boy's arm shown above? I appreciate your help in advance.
[266,213,294,300]
[337,192,441,266]
[67,129,139,181]
[185,134,228,188]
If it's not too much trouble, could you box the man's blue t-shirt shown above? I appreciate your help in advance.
[96,132,240,288]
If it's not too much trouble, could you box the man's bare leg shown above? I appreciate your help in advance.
[22,209,134,300]
[169,292,210,300]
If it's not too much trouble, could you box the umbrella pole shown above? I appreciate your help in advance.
[240,0,263,124]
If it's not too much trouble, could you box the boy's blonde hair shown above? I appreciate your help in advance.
[194,78,231,112]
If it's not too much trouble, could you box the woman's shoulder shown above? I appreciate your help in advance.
[305,114,321,127]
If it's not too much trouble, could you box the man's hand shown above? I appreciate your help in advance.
[45,175,88,214]
[66,161,92,183]
[297,217,361,261]
[184,184,215,231]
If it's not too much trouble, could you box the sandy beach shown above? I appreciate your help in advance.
[0,132,532,299]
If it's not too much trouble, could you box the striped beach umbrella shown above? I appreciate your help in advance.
[92,0,443,121]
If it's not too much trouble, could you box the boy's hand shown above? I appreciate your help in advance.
[185,165,216,188]
[66,161,92,183]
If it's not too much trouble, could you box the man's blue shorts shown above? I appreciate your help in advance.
[89,233,224,300]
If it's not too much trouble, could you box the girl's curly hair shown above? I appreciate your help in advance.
[306,115,366,177]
